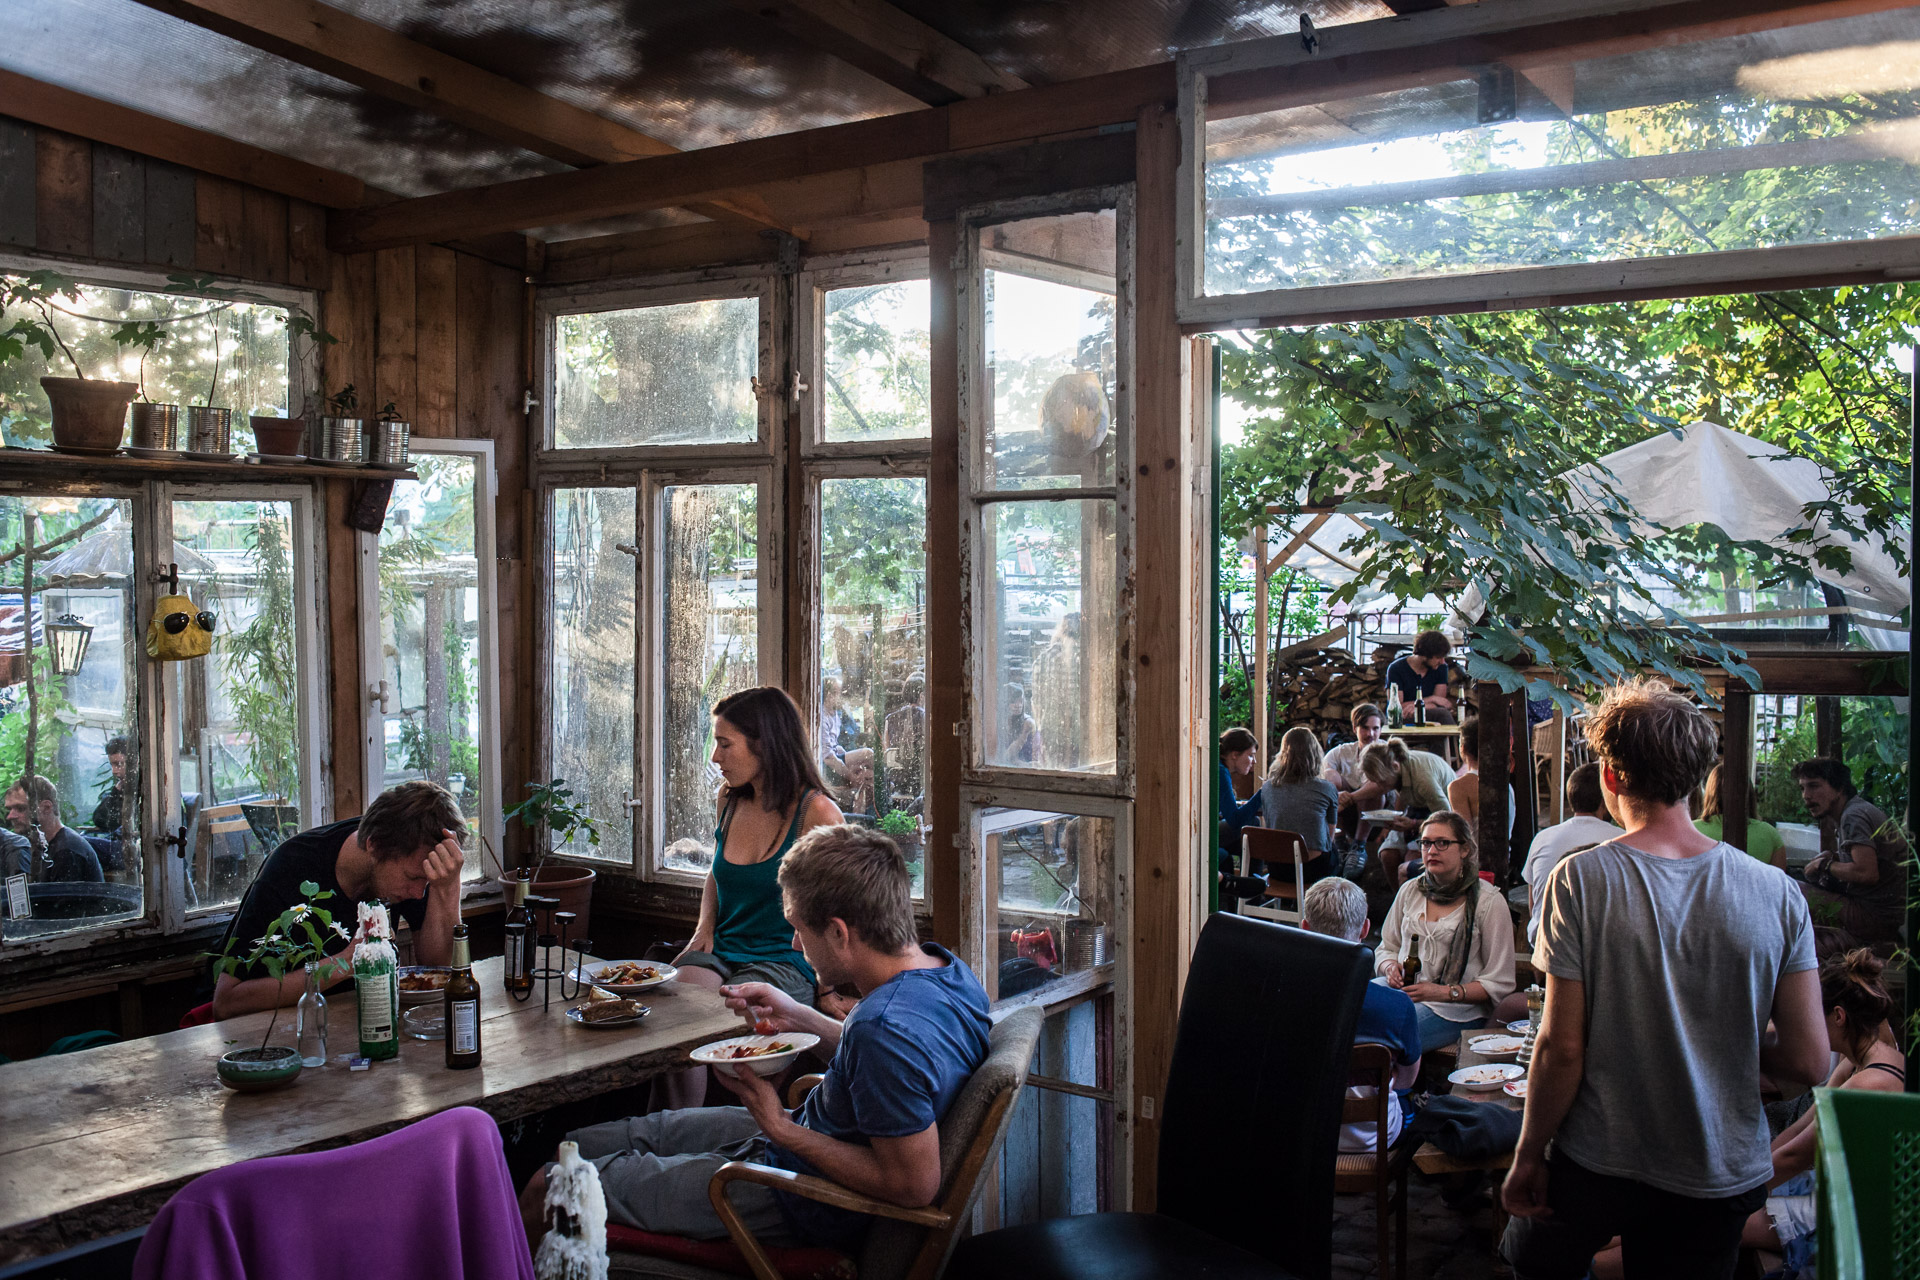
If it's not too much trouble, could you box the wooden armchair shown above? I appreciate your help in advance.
[1333,1042,1413,1280]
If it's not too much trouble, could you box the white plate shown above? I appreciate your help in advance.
[1506,1019,1531,1034]
[124,446,185,458]
[395,966,451,1005]
[690,1032,821,1078]
[1449,1062,1525,1092]
[1503,1079,1529,1099]
[1467,1033,1526,1059]
[1361,809,1404,822]
[567,1001,650,1030]
[248,452,306,464]
[575,960,677,995]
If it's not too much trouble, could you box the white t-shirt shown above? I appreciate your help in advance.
[1522,815,1624,944]
[1339,1085,1402,1154]
[1323,741,1368,792]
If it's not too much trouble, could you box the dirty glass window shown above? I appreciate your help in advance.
[552,298,760,448]
[659,483,760,875]
[978,807,1116,1002]
[548,488,636,862]
[822,281,931,442]
[1,495,143,942]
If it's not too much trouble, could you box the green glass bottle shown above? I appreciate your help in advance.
[354,901,400,1061]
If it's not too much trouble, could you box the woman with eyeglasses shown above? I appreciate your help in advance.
[1375,811,1516,1053]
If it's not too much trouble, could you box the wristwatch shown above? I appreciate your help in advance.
[1449,984,1463,1002]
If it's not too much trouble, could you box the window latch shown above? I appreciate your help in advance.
[160,825,187,859]
[369,680,391,713]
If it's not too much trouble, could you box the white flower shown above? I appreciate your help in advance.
[289,903,311,922]
[332,922,351,940]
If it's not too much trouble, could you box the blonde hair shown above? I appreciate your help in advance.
[1360,738,1413,787]
[779,823,916,952]
[1268,726,1324,786]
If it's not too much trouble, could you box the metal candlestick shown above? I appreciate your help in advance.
[516,894,593,1010]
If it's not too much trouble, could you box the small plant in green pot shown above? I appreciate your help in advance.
[208,881,345,1093]
[503,778,603,941]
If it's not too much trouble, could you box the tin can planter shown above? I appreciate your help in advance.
[131,402,182,451]
[40,377,136,454]
[216,1044,304,1093]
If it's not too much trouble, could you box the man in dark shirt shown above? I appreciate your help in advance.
[1793,757,1909,944]
[89,735,129,835]
[1384,630,1460,724]
[210,780,467,1020]
[7,776,104,883]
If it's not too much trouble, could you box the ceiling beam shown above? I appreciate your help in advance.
[329,63,1172,253]
[128,0,783,231]
[0,67,364,208]
[723,0,1026,105]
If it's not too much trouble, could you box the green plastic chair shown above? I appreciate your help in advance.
[1815,1086,1920,1279]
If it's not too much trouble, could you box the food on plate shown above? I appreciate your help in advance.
[398,970,449,992]
[1459,1066,1514,1085]
[1505,1079,1530,1098]
[579,999,642,1023]
[595,961,663,985]
[720,1041,796,1059]
[1468,1034,1526,1055]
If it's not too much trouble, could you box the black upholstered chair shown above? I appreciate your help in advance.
[947,911,1373,1280]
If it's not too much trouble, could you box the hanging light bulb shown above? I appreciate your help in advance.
[46,613,93,676]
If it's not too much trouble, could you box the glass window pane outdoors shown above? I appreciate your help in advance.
[553,298,760,448]
[1201,9,1920,297]
[377,455,486,878]
[823,281,931,442]
[982,211,1117,491]
[0,278,289,450]
[1,496,143,941]
[170,500,303,913]
[982,807,1115,1003]
[549,488,636,862]
[984,500,1117,774]
[819,477,927,896]
[661,483,760,875]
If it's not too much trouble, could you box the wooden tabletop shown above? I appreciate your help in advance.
[1412,1026,1525,1176]
[0,957,743,1266]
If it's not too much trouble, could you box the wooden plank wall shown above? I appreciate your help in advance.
[0,114,530,841]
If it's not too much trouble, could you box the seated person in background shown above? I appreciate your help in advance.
[1376,811,1515,1054]
[89,735,129,836]
[1385,630,1460,725]
[1217,727,1265,898]
[882,673,927,799]
[1359,739,1456,881]
[818,677,855,784]
[1003,682,1041,765]
[1323,703,1389,825]
[1792,757,1907,945]
[1303,877,1421,1153]
[1694,764,1783,869]
[838,747,876,819]
[7,776,103,884]
[1258,727,1340,887]
[1520,762,1621,947]
[1446,716,1515,837]
[210,780,465,1019]
[0,823,26,880]
[520,824,990,1252]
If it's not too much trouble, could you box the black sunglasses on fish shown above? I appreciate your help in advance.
[161,610,218,635]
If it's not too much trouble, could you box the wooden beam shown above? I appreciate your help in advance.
[1722,685,1753,853]
[0,68,363,208]
[923,131,1136,221]
[1263,513,1332,578]
[723,0,1026,105]
[1474,681,1513,882]
[329,63,1175,252]
[925,216,963,953]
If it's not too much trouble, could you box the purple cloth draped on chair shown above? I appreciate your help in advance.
[133,1106,537,1280]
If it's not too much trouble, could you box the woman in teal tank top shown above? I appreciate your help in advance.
[658,687,841,1109]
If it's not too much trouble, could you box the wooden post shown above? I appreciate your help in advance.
[1507,686,1535,872]
[1723,686,1753,853]
[1813,695,1843,851]
[1474,680,1511,883]
[1251,523,1268,772]
[1546,704,1567,825]
[925,216,963,951]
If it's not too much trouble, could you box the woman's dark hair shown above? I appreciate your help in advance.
[1460,716,1480,758]
[1698,764,1756,822]
[1219,727,1257,756]
[1820,947,1893,1060]
[713,686,829,815]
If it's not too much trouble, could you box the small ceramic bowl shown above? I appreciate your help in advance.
[217,1046,304,1093]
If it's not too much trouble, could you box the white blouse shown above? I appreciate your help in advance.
[1376,876,1516,1023]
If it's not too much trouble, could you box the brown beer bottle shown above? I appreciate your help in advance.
[1403,932,1422,985]
[503,869,533,995]
[445,923,481,1069]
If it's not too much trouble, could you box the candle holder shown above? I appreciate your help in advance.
[515,894,593,1010]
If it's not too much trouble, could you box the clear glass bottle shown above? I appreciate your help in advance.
[296,961,329,1067]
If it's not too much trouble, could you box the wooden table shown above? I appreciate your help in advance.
[1412,1027,1524,1177]
[0,957,742,1266]
[1385,723,1463,766]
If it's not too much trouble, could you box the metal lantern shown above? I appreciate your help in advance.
[46,612,94,676]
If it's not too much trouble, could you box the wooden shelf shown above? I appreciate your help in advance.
[0,447,416,483]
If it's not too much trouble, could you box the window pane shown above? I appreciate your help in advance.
[982,211,1117,491]
[553,298,759,448]
[1201,9,1920,297]
[377,454,486,878]
[170,499,304,912]
[819,477,927,896]
[984,500,1116,774]
[1,496,143,941]
[823,281,931,442]
[549,488,635,862]
[981,807,1115,1003]
[0,278,288,450]
[661,483,759,876]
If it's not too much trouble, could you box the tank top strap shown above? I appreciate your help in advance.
[715,792,740,842]
[779,788,814,851]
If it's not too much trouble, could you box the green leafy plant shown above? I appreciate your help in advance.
[506,778,601,859]
[327,384,358,416]
[0,271,165,381]
[207,879,344,1053]
[877,809,918,837]
[224,511,300,807]
[376,400,402,422]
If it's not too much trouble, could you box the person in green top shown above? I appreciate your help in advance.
[1694,763,1785,869]
[659,686,843,1109]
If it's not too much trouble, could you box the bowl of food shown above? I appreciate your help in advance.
[1466,1033,1527,1061]
[396,966,451,1006]
[576,960,677,995]
[689,1032,821,1078]
[1448,1062,1524,1093]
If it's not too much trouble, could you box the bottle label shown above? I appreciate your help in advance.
[451,999,479,1055]
[507,932,525,980]
[358,971,395,1043]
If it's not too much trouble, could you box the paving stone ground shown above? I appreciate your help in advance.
[1331,1171,1514,1280]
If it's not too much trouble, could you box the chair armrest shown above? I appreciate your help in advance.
[707,1161,949,1280]
[785,1073,826,1107]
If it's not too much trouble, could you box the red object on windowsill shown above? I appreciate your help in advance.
[605,1224,855,1280]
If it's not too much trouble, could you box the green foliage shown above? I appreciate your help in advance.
[822,284,931,440]
[506,778,600,854]
[877,809,918,837]
[0,651,72,784]
[208,879,344,1051]
[223,511,300,806]
[327,384,358,416]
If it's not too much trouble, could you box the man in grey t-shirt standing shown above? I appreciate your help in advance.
[1502,680,1828,1280]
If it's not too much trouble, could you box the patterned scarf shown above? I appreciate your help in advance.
[1417,856,1481,989]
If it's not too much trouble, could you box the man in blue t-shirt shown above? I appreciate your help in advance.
[524,823,990,1251]
[1384,630,1461,725]
[1301,877,1421,1150]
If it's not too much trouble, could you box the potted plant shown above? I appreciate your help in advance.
[502,778,602,940]
[877,808,924,877]
[372,399,411,467]
[1,271,150,453]
[207,880,346,1092]
[322,383,362,463]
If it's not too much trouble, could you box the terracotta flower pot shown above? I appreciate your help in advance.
[499,863,597,945]
[251,416,307,457]
[40,377,136,454]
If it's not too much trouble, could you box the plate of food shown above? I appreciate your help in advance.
[566,999,651,1029]
[1503,1079,1529,1100]
[1360,809,1405,822]
[1466,1033,1527,1060]
[1448,1062,1525,1092]
[689,1032,822,1078]
[396,966,451,1006]
[575,960,677,995]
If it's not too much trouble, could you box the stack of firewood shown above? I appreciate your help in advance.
[1271,646,1393,742]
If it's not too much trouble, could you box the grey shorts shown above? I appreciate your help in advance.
[566,1106,794,1245]
[677,950,817,1007]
